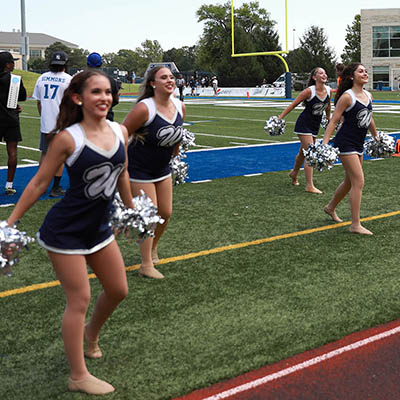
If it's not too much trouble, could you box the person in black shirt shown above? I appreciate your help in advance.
[0,52,27,195]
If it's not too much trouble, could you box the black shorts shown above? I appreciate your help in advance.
[0,125,22,142]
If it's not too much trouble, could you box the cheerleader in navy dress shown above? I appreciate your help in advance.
[123,66,186,279]
[322,63,378,235]
[8,70,133,395]
[279,67,331,193]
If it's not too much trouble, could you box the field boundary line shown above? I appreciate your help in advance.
[1,210,399,299]
[187,323,400,400]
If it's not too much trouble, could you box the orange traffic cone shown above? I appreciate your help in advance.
[394,139,400,157]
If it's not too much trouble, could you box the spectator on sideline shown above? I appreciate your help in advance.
[8,69,133,395]
[0,51,27,195]
[322,63,377,235]
[212,76,218,95]
[278,67,331,193]
[122,66,186,279]
[176,74,185,101]
[86,52,120,121]
[32,50,72,197]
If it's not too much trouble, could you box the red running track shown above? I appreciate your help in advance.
[173,319,400,400]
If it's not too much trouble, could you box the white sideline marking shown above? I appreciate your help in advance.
[244,173,262,177]
[22,159,38,164]
[201,324,400,400]
[191,180,212,184]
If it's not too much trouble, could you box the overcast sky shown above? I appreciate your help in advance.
[2,1,400,60]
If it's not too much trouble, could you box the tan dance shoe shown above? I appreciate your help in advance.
[68,375,115,395]
[138,265,164,279]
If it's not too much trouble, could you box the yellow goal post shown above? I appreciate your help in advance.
[231,0,289,72]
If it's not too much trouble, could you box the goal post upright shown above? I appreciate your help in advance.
[231,0,292,98]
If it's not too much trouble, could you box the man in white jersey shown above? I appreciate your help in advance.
[33,51,72,196]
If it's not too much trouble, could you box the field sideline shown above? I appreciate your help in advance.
[1,97,400,399]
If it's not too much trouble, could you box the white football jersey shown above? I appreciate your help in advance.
[33,71,72,133]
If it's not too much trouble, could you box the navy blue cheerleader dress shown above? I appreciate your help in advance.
[128,97,184,183]
[37,120,126,254]
[294,85,331,137]
[333,89,373,155]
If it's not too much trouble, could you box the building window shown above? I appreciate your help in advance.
[373,66,389,89]
[13,48,21,54]
[373,26,400,57]
[29,49,42,58]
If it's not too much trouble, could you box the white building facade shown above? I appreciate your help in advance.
[361,8,400,90]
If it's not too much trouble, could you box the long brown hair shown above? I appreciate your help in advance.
[303,67,323,106]
[334,63,362,105]
[53,69,109,132]
[136,66,172,103]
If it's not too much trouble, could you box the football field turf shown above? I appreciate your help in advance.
[0,97,400,399]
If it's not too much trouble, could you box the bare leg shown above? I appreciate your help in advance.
[324,176,352,223]
[291,135,321,193]
[49,252,92,381]
[131,181,166,278]
[85,240,128,342]
[340,154,372,235]
[151,177,173,263]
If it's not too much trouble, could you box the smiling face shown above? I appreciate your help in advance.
[76,74,112,119]
[151,67,175,95]
[313,68,328,84]
[353,64,368,85]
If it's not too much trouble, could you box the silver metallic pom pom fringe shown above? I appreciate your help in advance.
[169,128,195,185]
[180,128,196,153]
[0,220,35,277]
[264,116,286,136]
[364,132,395,158]
[110,191,164,243]
[170,155,189,186]
[320,115,329,130]
[303,142,339,171]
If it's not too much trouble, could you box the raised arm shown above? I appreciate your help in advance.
[278,88,311,120]
[8,131,73,225]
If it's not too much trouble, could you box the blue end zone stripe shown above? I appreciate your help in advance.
[1,133,399,205]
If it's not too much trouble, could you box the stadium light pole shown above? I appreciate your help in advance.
[20,0,29,70]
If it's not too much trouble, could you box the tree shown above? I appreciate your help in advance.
[341,14,361,65]
[196,1,284,86]
[163,46,198,72]
[285,26,336,77]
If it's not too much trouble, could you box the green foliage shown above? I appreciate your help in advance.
[341,14,361,64]
[196,1,284,86]
[286,25,337,76]
[163,46,198,72]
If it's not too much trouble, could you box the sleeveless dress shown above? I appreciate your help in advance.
[333,89,373,155]
[37,120,126,254]
[294,85,331,137]
[128,96,184,183]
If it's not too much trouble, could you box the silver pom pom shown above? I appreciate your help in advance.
[0,220,35,276]
[170,155,189,186]
[264,116,286,136]
[180,128,196,153]
[303,142,339,171]
[169,128,195,185]
[364,131,395,158]
[110,191,164,243]
[320,115,329,130]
